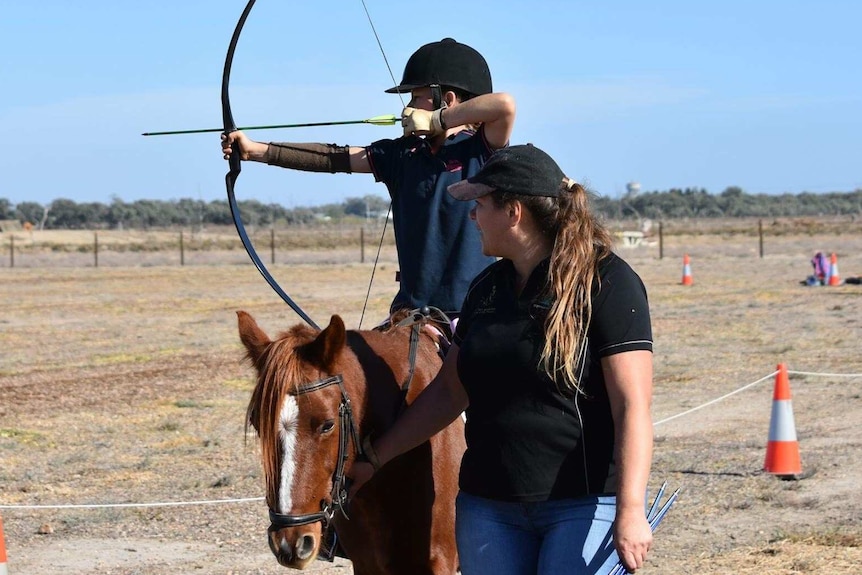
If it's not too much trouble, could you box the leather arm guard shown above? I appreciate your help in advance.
[265,142,352,173]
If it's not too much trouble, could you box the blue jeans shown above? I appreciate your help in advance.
[455,491,619,575]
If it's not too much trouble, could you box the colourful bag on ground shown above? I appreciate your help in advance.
[811,252,830,285]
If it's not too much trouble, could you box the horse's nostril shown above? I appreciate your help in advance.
[269,532,293,562]
[296,533,317,560]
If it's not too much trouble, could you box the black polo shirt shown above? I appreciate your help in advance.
[366,128,496,314]
[453,254,653,502]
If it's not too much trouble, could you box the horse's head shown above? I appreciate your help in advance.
[238,311,358,569]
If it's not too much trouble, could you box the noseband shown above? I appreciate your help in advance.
[267,374,362,533]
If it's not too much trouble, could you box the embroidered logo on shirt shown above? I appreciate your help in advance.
[474,285,497,315]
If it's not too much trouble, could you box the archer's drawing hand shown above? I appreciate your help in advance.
[401,107,446,137]
[221,130,266,161]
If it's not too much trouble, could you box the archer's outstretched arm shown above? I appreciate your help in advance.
[221,131,372,173]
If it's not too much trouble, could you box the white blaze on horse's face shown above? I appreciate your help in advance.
[278,395,300,513]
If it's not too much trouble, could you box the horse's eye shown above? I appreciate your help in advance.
[320,420,335,434]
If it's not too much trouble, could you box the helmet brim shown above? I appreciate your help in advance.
[384,83,421,94]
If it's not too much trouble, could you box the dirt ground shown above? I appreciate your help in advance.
[1,229,861,574]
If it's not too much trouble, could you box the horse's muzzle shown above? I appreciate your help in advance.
[269,528,319,569]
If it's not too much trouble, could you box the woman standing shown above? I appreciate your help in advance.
[350,144,654,575]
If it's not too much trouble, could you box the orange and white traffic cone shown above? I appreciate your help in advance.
[681,254,693,286]
[764,363,802,479]
[0,512,7,575]
[828,253,841,286]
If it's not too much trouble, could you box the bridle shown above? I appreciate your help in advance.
[267,374,362,534]
[261,311,444,560]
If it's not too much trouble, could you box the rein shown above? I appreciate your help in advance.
[267,375,362,534]
[394,306,452,407]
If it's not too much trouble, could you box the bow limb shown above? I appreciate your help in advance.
[221,0,319,330]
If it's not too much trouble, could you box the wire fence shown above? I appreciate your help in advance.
[2,218,860,269]
[2,366,859,512]
[0,224,399,268]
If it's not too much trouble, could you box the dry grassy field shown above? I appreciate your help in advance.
[1,224,861,574]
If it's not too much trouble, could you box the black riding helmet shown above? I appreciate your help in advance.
[386,38,492,100]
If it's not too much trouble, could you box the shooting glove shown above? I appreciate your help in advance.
[401,106,447,137]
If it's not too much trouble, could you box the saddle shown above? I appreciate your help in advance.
[382,306,454,352]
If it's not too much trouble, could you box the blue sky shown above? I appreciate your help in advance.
[2,0,860,207]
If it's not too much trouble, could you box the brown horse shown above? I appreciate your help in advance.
[237,310,465,574]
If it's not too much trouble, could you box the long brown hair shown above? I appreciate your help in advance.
[492,180,613,393]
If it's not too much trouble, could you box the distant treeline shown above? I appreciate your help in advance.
[3,187,861,230]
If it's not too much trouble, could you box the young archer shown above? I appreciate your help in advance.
[222,38,515,318]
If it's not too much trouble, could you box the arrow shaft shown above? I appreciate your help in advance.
[143,115,397,136]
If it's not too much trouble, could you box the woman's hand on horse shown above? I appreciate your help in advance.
[347,460,376,499]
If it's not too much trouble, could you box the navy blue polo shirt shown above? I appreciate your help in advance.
[366,128,497,314]
[453,254,653,502]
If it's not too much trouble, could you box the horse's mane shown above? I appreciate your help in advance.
[245,323,318,497]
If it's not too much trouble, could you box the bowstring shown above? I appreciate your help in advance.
[357,0,403,329]
[360,0,406,110]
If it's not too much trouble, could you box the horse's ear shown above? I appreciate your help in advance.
[302,314,346,372]
[237,310,271,362]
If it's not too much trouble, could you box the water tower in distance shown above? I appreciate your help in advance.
[621,181,651,236]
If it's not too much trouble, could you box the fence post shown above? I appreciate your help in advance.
[758,219,764,258]
[360,227,365,263]
[271,228,275,265]
[94,232,99,268]
[180,231,185,266]
[658,222,664,260]
[9,235,13,268]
